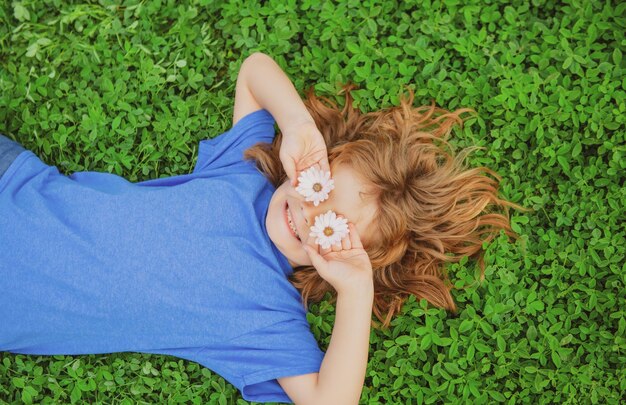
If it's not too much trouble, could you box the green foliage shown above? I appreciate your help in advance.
[1,0,624,404]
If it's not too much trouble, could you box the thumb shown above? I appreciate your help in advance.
[303,245,327,270]
[319,157,331,178]
[283,157,297,187]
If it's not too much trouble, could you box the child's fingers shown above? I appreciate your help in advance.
[341,230,352,250]
[348,223,363,249]
[295,162,315,185]
[304,243,327,269]
[307,238,316,248]
[338,217,351,250]
[310,162,321,173]
[282,157,297,187]
[320,243,332,256]
[318,157,331,178]
[293,162,314,188]
[297,160,319,174]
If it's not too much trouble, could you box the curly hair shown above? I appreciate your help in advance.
[243,83,528,330]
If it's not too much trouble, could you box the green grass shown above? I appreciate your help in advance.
[1,0,624,403]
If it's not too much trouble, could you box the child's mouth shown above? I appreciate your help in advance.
[284,201,301,241]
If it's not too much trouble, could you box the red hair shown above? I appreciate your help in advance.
[244,83,529,329]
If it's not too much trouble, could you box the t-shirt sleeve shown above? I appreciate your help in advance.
[193,108,276,174]
[192,318,325,403]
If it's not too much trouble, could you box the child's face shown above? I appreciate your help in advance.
[266,163,377,268]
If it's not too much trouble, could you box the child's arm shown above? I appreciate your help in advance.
[236,51,331,187]
[238,53,374,403]
[277,226,375,405]
[317,287,374,404]
[278,286,374,405]
[234,52,315,134]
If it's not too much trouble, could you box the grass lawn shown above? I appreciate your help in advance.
[1,0,624,404]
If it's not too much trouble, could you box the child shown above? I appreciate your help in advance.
[0,52,524,404]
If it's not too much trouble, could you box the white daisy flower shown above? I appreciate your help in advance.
[296,166,334,207]
[309,210,350,249]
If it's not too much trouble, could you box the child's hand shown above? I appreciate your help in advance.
[279,120,331,188]
[303,222,373,296]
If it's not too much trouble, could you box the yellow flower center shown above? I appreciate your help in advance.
[313,183,322,192]
[323,227,334,236]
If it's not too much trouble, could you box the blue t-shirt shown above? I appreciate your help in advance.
[0,109,325,403]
